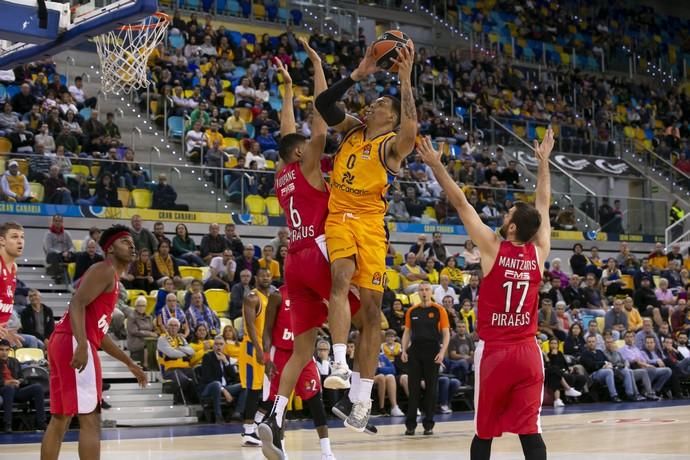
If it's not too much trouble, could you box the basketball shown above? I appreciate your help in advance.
[372,30,412,72]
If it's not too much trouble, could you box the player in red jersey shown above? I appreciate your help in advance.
[259,41,366,460]
[41,225,147,460]
[417,130,554,460]
[0,221,24,346]
[261,285,335,459]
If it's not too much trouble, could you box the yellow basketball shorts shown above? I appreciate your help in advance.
[238,340,264,390]
[325,213,388,292]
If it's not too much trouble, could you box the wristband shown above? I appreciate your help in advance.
[263,351,271,363]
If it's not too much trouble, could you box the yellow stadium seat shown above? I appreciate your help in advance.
[183,89,194,98]
[0,137,11,154]
[652,275,660,288]
[251,214,268,225]
[205,289,230,316]
[73,240,83,252]
[71,164,90,177]
[253,3,266,19]
[149,289,159,297]
[0,160,5,174]
[635,127,646,141]
[67,262,76,280]
[393,252,403,266]
[325,54,335,64]
[408,292,421,305]
[395,293,409,305]
[145,295,157,315]
[223,137,240,150]
[595,317,605,334]
[90,164,100,177]
[536,126,546,140]
[179,266,203,280]
[385,269,401,291]
[16,159,28,176]
[278,84,286,97]
[423,206,437,220]
[560,53,571,65]
[131,188,153,209]
[225,156,239,168]
[176,289,186,306]
[245,194,266,214]
[127,289,148,304]
[265,160,275,170]
[150,99,158,115]
[220,317,232,332]
[265,196,282,216]
[224,92,235,108]
[29,182,44,202]
[14,348,45,362]
[117,188,131,207]
[514,124,527,138]
[221,79,231,90]
[621,274,634,290]
[623,126,635,138]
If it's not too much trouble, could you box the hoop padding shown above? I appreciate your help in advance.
[93,12,169,94]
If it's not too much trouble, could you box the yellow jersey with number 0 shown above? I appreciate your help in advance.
[329,125,397,216]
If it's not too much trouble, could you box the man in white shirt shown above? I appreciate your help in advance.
[677,332,690,359]
[434,275,458,306]
[67,76,96,109]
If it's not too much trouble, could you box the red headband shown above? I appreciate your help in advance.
[102,231,131,252]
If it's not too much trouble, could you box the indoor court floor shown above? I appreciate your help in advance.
[3,401,689,459]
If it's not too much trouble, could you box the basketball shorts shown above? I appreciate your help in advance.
[325,213,388,292]
[284,238,361,336]
[238,340,265,391]
[474,338,544,439]
[263,346,321,402]
[48,332,102,415]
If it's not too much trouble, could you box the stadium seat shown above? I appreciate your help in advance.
[79,107,92,120]
[219,317,232,332]
[290,9,302,25]
[269,96,282,111]
[29,182,44,202]
[385,269,401,291]
[145,295,156,315]
[127,289,147,304]
[265,160,275,170]
[117,188,131,207]
[222,137,239,149]
[236,107,252,123]
[253,3,266,19]
[245,194,266,214]
[205,289,230,315]
[6,85,19,99]
[536,125,546,140]
[70,164,90,177]
[0,137,11,153]
[621,274,634,290]
[67,262,76,280]
[179,266,204,280]
[169,33,185,49]
[167,116,184,139]
[14,159,28,176]
[245,124,255,138]
[131,189,152,208]
[395,293,409,305]
[225,156,238,168]
[251,214,268,225]
[15,348,44,363]
[223,92,235,108]
[240,0,251,17]
[73,240,83,251]
[265,196,281,216]
[408,292,421,305]
[277,7,289,22]
[595,317,605,334]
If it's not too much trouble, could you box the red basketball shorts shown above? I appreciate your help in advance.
[284,238,361,337]
[48,332,103,415]
[263,346,321,402]
[474,338,544,439]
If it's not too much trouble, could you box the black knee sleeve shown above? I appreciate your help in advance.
[304,392,328,428]
[470,435,493,460]
[243,389,260,420]
[519,433,547,460]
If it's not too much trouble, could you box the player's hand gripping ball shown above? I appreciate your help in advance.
[372,30,413,73]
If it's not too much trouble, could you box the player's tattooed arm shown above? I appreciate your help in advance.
[388,44,417,167]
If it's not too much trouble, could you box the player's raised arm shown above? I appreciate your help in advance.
[69,262,114,372]
[416,136,499,255]
[277,58,295,139]
[532,127,555,259]
[387,43,417,165]
[314,45,380,133]
[243,292,264,364]
[299,38,328,175]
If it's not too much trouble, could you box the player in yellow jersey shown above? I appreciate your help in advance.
[239,268,280,447]
[314,42,417,431]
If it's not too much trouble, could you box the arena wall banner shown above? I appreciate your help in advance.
[514,151,642,177]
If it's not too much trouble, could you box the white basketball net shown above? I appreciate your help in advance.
[93,13,170,95]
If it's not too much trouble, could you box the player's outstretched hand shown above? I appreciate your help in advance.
[71,344,89,373]
[298,37,321,64]
[0,325,23,347]
[128,362,148,388]
[533,126,554,163]
[393,40,415,81]
[273,57,292,86]
[416,135,442,168]
[351,44,380,81]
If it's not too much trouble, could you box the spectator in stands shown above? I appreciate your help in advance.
[43,164,73,205]
[581,335,622,402]
[604,298,628,341]
[373,350,402,417]
[34,124,56,152]
[564,323,586,359]
[229,269,252,321]
[0,339,47,432]
[538,298,563,341]
[9,122,34,153]
[85,171,120,207]
[130,215,158,254]
[234,244,259,283]
[200,223,229,264]
[0,102,19,135]
[623,296,643,332]
[569,244,589,277]
[602,336,647,401]
[183,279,208,309]
[199,334,242,424]
[234,77,255,107]
[223,223,244,258]
[544,338,584,407]
[584,319,605,351]
[601,258,628,298]
[123,248,156,293]
[187,291,220,337]
[635,318,662,351]
[268,228,288,256]
[68,76,97,109]
[457,299,476,335]
[185,121,206,162]
[243,140,267,169]
[409,234,432,263]
[151,221,171,248]
[661,337,690,397]
[19,289,55,347]
[400,252,428,294]
[120,148,146,189]
[152,173,187,211]
[73,239,104,283]
[258,245,281,285]
[223,110,248,138]
[582,273,607,315]
[616,242,639,272]
[445,322,474,383]
[103,112,121,144]
[641,336,674,394]
[0,160,31,202]
[189,324,213,367]
[619,331,667,399]
[171,223,204,267]
[157,292,189,336]
[43,215,75,283]
[387,190,410,222]
[157,318,195,400]
[152,240,184,288]
[11,83,36,115]
[458,274,479,307]
[549,258,570,288]
[461,240,481,272]
[434,275,457,305]
[634,276,664,326]
[126,296,158,370]
[206,249,234,291]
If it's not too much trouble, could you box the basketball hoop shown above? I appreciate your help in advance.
[93,12,169,95]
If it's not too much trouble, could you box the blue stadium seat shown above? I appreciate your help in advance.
[79,107,92,120]
[226,0,241,16]
[239,0,251,17]
[6,85,19,99]
[186,0,200,9]
[290,9,302,25]
[277,7,289,23]
[215,0,227,12]
[227,30,242,46]
[167,116,184,139]
[527,123,536,140]
[245,123,255,138]
[295,51,307,63]
[242,33,256,44]
[266,4,278,21]
[269,36,280,49]
[201,0,213,11]
[269,96,282,111]
[523,47,535,61]
[0,85,6,102]
[169,34,185,49]
[233,66,246,78]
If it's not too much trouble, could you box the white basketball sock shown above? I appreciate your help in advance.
[320,437,332,455]
[273,395,289,428]
[349,371,361,402]
[333,343,347,367]
[359,378,374,403]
